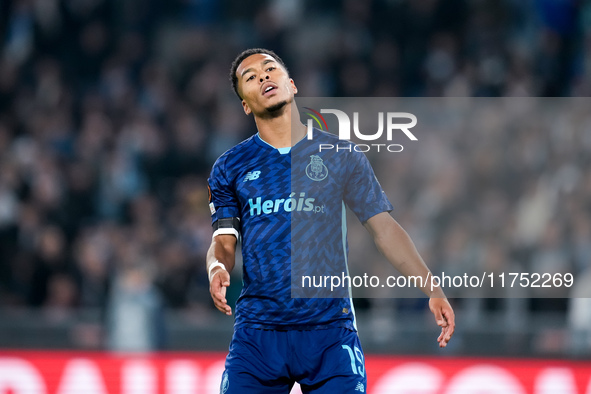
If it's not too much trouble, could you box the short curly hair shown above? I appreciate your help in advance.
[230,48,289,100]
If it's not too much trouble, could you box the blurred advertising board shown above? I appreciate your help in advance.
[0,352,590,393]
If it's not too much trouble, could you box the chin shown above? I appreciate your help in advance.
[265,100,289,114]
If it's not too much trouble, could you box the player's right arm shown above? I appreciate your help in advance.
[207,154,241,316]
[207,234,236,316]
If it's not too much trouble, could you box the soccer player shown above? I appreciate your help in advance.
[207,48,455,393]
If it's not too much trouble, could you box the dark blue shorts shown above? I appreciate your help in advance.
[220,327,367,394]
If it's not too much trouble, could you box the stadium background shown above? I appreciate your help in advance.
[0,0,590,392]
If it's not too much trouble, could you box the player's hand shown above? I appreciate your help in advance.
[429,297,455,348]
[210,268,232,316]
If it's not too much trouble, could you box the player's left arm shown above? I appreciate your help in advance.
[363,212,455,348]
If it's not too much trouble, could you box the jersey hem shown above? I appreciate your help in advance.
[234,320,357,332]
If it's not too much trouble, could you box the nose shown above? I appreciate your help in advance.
[259,75,270,83]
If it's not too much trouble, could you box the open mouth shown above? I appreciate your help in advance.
[262,83,278,96]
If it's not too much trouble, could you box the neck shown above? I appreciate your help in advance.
[254,100,307,148]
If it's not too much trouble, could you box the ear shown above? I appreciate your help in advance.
[290,78,298,95]
[242,100,251,115]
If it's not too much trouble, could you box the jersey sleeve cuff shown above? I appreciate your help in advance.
[358,204,394,223]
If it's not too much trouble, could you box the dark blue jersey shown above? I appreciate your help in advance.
[208,128,393,330]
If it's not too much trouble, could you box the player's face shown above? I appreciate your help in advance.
[236,54,297,116]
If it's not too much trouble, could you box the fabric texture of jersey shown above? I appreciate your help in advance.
[221,327,367,394]
[208,128,393,330]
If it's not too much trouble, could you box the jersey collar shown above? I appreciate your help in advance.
[254,128,311,155]
[255,133,291,154]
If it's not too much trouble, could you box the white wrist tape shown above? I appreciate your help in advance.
[208,261,227,282]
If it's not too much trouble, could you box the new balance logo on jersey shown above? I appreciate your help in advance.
[243,171,261,182]
[355,382,365,392]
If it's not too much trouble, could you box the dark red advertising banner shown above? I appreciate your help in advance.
[0,351,590,393]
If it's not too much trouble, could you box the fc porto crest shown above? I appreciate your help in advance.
[306,155,328,181]
[220,371,229,393]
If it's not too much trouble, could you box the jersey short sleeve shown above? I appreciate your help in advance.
[343,148,393,223]
[208,155,240,234]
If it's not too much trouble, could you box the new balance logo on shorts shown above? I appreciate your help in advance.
[243,171,261,182]
[355,382,365,392]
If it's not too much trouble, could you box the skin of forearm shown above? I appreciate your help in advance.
[365,214,445,298]
[207,235,237,274]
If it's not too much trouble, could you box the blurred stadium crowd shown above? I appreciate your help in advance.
[0,0,590,352]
